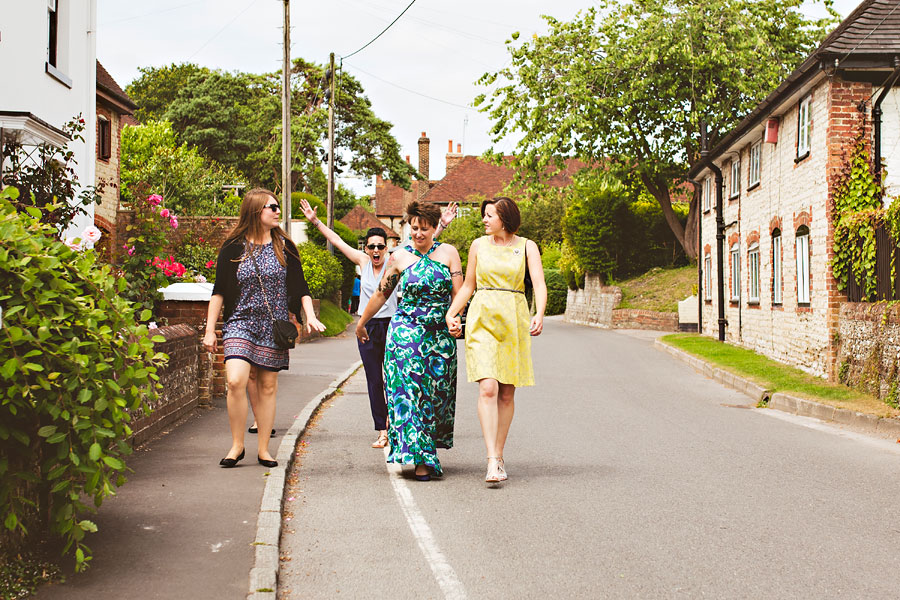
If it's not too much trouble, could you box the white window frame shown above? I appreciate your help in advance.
[749,141,761,188]
[730,160,741,198]
[730,243,740,301]
[748,243,760,302]
[797,96,811,157]
[773,232,783,305]
[703,176,711,212]
[704,255,712,300]
[796,229,810,304]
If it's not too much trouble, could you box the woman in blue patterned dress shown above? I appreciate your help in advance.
[202,189,325,469]
[356,201,463,481]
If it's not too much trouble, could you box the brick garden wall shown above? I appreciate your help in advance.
[836,302,900,402]
[130,323,209,447]
[564,273,622,328]
[612,309,678,331]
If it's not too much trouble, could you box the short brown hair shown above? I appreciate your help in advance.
[405,200,441,228]
[480,196,520,233]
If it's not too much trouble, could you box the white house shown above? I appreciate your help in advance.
[0,0,98,235]
[690,0,900,379]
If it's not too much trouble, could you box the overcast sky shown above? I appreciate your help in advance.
[97,0,862,194]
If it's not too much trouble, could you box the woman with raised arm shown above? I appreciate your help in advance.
[445,197,546,484]
[300,198,456,449]
[202,189,325,469]
[356,201,463,481]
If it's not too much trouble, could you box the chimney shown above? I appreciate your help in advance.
[417,132,430,199]
[405,155,410,163]
[446,138,464,173]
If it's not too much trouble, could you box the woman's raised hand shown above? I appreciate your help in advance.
[440,202,458,228]
[299,198,317,222]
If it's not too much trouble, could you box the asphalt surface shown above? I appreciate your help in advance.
[35,328,360,600]
[279,317,900,599]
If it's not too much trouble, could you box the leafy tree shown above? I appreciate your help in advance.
[476,0,837,258]
[120,120,243,216]
[126,63,212,123]
[517,188,567,250]
[438,199,487,270]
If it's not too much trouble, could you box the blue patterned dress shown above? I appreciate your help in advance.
[383,243,457,475]
[222,242,290,371]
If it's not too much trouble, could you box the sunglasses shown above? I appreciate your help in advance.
[264,203,281,212]
[366,243,386,250]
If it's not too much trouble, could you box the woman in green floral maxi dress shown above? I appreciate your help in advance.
[356,201,463,480]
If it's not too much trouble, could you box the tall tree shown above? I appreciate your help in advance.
[476,0,837,259]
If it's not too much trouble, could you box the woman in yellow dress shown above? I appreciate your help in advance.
[445,197,547,483]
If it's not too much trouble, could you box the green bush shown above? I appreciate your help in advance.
[0,187,165,571]
[177,242,218,283]
[317,299,354,337]
[544,268,568,315]
[119,191,177,318]
[439,202,485,270]
[295,241,342,300]
[292,192,358,302]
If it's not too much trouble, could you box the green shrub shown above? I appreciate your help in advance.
[177,242,218,283]
[317,299,354,337]
[119,191,177,318]
[0,187,165,571]
[295,241,342,300]
[544,268,568,315]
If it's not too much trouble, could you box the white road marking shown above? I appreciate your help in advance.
[384,448,467,600]
[755,409,900,455]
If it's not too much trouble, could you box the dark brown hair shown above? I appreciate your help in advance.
[405,200,441,228]
[224,188,294,266]
[480,196,520,233]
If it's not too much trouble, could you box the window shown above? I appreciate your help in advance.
[47,0,58,67]
[797,96,811,158]
[748,244,760,302]
[703,177,711,212]
[749,141,761,188]
[773,231,783,304]
[730,160,741,198]
[704,255,712,300]
[98,116,111,160]
[730,243,740,301]
[796,227,810,304]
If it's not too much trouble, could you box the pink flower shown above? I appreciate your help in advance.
[170,217,179,229]
[205,259,215,269]
[82,225,102,244]
[64,238,82,251]
[160,208,171,218]
[195,274,207,283]
[147,194,163,206]
[127,246,135,256]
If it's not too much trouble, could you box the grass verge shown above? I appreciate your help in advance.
[617,265,696,313]
[318,299,353,337]
[661,333,900,419]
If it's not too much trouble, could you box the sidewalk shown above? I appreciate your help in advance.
[35,324,361,600]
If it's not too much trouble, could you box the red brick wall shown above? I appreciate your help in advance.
[612,309,678,331]
[130,323,208,446]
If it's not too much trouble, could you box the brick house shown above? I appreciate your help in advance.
[690,0,900,378]
[93,61,137,249]
[374,132,583,243]
[339,204,400,247]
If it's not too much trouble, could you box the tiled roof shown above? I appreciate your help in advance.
[819,0,900,55]
[373,179,430,217]
[96,61,137,113]
[422,156,587,206]
[339,205,399,237]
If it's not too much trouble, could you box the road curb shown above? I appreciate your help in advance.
[246,360,362,600]
[654,339,900,438]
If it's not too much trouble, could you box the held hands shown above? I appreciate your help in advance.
[202,331,217,353]
[446,314,462,338]
[529,315,544,336]
[440,202,458,228]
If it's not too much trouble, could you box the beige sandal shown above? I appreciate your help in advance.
[371,431,388,448]
[497,458,508,481]
[485,457,502,483]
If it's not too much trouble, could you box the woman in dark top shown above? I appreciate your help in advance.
[202,188,325,468]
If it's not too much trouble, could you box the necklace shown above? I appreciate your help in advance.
[492,235,515,247]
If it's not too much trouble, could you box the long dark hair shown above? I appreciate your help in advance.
[223,188,294,265]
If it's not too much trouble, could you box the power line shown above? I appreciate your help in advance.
[343,63,472,110]
[101,0,206,26]
[188,0,262,61]
[342,0,418,60]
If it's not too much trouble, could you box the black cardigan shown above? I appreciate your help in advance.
[211,237,311,322]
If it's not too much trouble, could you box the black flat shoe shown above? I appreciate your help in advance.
[248,426,276,435]
[257,456,278,468]
[219,449,245,468]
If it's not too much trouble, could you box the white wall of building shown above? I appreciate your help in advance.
[0,0,97,234]
[879,87,900,202]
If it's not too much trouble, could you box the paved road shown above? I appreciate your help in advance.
[279,317,900,599]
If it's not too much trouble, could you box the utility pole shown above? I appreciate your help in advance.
[281,0,291,233]
[326,52,336,253]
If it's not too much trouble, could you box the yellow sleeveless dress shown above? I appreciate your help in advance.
[464,236,534,386]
